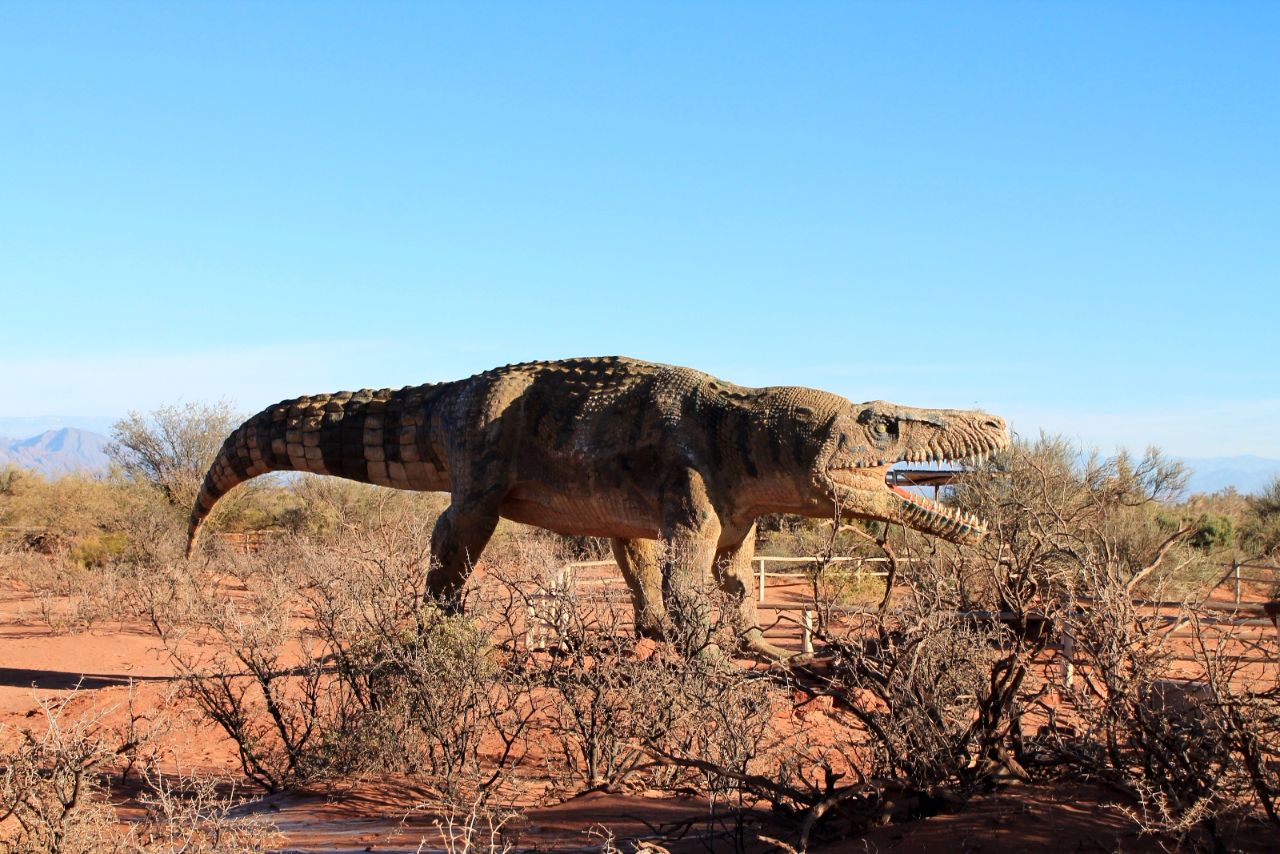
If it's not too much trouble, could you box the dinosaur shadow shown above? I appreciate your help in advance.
[0,667,174,691]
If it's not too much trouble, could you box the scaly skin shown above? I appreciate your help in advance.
[187,357,1010,658]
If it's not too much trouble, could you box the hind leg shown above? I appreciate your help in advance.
[611,538,665,639]
[426,502,499,610]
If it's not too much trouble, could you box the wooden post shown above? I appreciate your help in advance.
[758,558,767,602]
[1059,622,1075,690]
[1234,559,1242,605]
[801,609,814,654]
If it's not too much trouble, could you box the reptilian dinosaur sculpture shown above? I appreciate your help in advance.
[188,356,1009,657]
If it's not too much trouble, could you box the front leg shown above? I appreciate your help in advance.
[660,468,722,657]
[713,524,792,661]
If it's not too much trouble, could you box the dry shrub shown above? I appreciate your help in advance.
[1060,577,1280,850]
[827,612,1019,789]
[518,568,825,846]
[127,768,283,853]
[169,504,544,808]
[273,474,446,542]
[163,492,440,791]
[167,550,343,792]
[0,474,188,635]
[107,401,242,510]
[0,470,168,544]
[943,435,1206,607]
[0,690,278,854]
[0,694,119,853]
[643,653,782,813]
[536,600,666,790]
[935,437,1280,850]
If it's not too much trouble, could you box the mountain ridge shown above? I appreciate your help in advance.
[0,428,113,475]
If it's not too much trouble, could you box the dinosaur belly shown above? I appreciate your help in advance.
[498,482,659,540]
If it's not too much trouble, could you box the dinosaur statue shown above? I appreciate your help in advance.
[187,356,1009,657]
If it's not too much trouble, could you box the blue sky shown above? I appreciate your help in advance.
[2,3,1277,456]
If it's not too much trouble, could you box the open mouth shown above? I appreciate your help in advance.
[830,445,999,543]
[888,445,998,540]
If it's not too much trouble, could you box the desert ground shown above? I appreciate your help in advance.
[3,439,1280,852]
[1,542,1276,853]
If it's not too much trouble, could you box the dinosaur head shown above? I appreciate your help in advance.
[808,399,1010,543]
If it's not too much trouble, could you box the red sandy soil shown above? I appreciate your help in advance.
[1,565,1276,852]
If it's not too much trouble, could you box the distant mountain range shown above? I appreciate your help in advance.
[0,428,113,475]
[1178,456,1280,497]
[2,425,1278,497]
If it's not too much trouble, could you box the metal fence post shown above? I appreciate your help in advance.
[758,558,767,602]
[801,609,814,654]
[1234,559,1241,605]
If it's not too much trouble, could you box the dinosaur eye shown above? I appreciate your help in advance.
[874,422,888,435]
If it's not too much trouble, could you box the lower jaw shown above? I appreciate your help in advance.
[889,486,985,542]
[826,478,986,542]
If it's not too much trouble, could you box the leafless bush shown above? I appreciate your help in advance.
[413,784,519,854]
[944,435,1202,606]
[0,481,189,635]
[276,473,446,543]
[0,688,276,854]
[938,437,1280,849]
[0,694,120,853]
[169,508,545,809]
[1057,582,1280,850]
[826,611,1034,790]
[538,600,667,790]
[3,551,130,634]
[168,504,435,790]
[127,768,283,852]
[166,560,334,792]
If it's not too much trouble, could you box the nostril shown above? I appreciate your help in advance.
[984,418,1004,431]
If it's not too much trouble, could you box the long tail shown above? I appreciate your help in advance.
[186,383,452,557]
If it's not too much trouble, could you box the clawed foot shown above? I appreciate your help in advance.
[740,628,810,665]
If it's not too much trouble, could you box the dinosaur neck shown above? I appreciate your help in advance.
[707,390,823,517]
